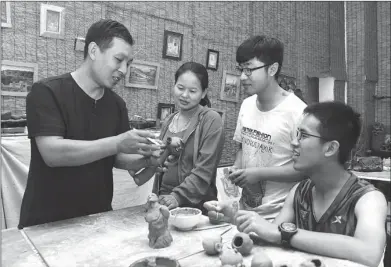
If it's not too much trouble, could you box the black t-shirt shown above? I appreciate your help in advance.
[18,73,130,228]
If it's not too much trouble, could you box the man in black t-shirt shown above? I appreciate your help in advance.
[19,19,161,228]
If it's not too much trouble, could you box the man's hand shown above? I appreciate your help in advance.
[158,195,179,210]
[117,129,161,155]
[234,210,276,239]
[229,168,260,187]
[203,200,237,223]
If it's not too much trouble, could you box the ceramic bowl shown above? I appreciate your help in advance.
[169,207,202,231]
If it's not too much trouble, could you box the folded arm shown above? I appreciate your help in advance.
[171,115,224,205]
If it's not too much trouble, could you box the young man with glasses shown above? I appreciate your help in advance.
[209,102,387,267]
[206,35,307,221]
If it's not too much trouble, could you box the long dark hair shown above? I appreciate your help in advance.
[174,62,211,107]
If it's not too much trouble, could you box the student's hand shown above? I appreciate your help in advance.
[117,129,161,155]
[234,210,275,238]
[158,195,179,210]
[203,200,237,222]
[229,168,260,187]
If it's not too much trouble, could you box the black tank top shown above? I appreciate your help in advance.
[293,173,377,236]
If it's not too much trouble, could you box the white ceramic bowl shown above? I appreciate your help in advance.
[169,207,202,231]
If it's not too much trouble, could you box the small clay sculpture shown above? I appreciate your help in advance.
[232,232,253,255]
[202,233,223,255]
[134,137,184,186]
[144,193,173,249]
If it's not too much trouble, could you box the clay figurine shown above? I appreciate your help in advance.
[219,247,244,267]
[232,232,253,255]
[251,250,273,267]
[133,136,184,186]
[202,233,223,255]
[144,193,173,249]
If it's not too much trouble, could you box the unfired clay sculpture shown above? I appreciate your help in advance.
[133,136,184,186]
[144,193,173,249]
[202,233,223,255]
[219,247,244,267]
[232,232,253,255]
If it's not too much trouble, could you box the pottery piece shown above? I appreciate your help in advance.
[129,256,180,267]
[251,250,273,267]
[134,136,184,186]
[232,232,253,255]
[202,233,223,255]
[145,194,173,249]
[219,247,243,267]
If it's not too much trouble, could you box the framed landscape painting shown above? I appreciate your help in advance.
[1,60,38,97]
[220,71,240,103]
[125,60,160,90]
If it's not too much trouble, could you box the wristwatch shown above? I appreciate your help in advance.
[278,222,298,248]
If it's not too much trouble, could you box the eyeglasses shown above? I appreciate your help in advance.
[235,64,272,77]
[296,129,329,142]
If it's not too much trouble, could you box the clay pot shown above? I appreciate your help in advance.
[251,250,273,267]
[202,234,222,255]
[219,247,243,267]
[232,232,253,255]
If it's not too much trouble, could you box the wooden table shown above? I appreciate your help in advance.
[2,206,367,267]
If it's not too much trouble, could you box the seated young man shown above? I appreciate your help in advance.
[205,101,387,267]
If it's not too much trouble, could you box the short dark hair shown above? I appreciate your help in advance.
[303,101,362,165]
[175,62,211,107]
[236,35,284,79]
[84,19,134,59]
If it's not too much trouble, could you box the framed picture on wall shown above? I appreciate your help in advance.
[206,49,219,71]
[220,71,241,103]
[1,60,38,97]
[40,4,65,39]
[74,37,85,52]
[157,103,175,122]
[210,108,226,126]
[162,30,183,60]
[1,2,12,28]
[125,60,160,90]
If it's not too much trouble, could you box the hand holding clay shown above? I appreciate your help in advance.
[204,200,238,224]
[117,129,161,155]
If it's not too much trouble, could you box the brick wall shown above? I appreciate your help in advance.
[3,2,382,164]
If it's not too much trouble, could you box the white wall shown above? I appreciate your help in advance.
[319,77,335,102]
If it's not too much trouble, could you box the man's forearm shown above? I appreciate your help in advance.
[36,135,122,167]
[233,147,243,169]
[263,226,382,267]
[250,162,304,182]
[291,230,382,267]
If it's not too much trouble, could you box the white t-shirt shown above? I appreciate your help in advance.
[233,93,307,220]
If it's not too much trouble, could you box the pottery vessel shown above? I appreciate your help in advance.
[232,232,253,255]
[251,250,273,267]
[219,247,243,267]
[202,234,223,255]
[129,256,180,267]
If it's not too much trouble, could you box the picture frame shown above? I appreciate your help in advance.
[162,30,183,61]
[210,108,226,126]
[206,49,219,71]
[1,2,12,28]
[220,70,241,103]
[40,4,65,39]
[74,37,85,52]
[157,103,175,122]
[1,60,38,97]
[125,60,160,90]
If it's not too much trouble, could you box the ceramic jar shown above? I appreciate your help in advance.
[202,234,223,255]
[232,232,253,255]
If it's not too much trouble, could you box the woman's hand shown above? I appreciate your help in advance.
[158,195,179,209]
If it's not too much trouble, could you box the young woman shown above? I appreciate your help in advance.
[154,62,224,214]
